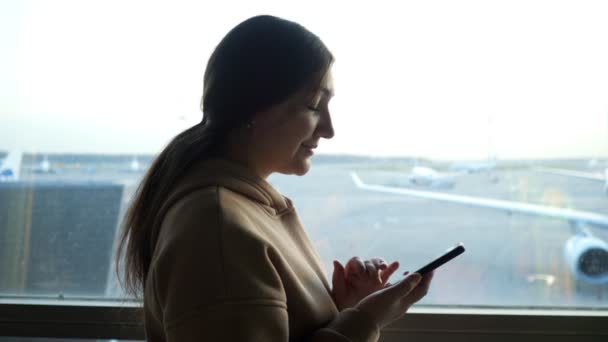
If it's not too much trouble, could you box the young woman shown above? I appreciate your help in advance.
[117,15,433,341]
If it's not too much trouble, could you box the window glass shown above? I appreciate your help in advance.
[1,0,607,309]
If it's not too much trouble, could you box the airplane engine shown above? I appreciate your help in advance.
[564,235,608,284]
[604,168,608,195]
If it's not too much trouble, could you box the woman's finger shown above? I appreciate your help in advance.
[364,259,380,281]
[370,257,388,270]
[345,256,365,277]
[380,261,399,284]
[389,273,422,299]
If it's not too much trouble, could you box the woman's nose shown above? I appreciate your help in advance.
[318,111,334,139]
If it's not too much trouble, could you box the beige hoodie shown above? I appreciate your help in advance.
[143,158,380,342]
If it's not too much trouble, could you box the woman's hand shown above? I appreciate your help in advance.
[331,257,400,310]
[356,271,434,329]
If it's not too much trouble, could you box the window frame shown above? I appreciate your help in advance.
[0,299,142,340]
[1,300,606,341]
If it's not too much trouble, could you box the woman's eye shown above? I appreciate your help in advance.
[307,105,321,112]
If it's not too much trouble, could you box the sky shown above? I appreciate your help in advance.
[1,0,607,160]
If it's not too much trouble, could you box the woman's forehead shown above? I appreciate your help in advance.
[320,69,334,96]
[284,69,335,105]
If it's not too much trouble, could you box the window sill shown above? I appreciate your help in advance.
[0,299,606,340]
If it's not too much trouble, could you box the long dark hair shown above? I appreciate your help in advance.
[115,15,334,299]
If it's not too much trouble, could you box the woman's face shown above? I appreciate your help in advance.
[250,69,335,178]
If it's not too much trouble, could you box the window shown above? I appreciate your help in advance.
[1,0,607,339]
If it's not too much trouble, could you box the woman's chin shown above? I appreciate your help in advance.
[278,157,312,176]
[292,157,312,176]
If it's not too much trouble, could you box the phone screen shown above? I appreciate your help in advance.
[414,243,465,276]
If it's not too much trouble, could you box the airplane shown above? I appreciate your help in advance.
[350,171,608,285]
[533,166,608,195]
[407,166,456,189]
[0,150,22,182]
[449,157,497,173]
[386,158,457,189]
[31,154,56,174]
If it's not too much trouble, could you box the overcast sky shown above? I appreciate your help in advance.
[1,0,607,160]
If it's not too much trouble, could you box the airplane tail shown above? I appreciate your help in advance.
[0,150,23,181]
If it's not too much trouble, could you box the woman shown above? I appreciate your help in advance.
[116,15,433,341]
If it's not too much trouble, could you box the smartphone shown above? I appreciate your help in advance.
[414,243,465,276]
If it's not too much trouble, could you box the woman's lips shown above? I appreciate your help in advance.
[301,144,317,155]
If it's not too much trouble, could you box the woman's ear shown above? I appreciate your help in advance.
[249,106,278,129]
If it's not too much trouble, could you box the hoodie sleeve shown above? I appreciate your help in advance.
[150,188,380,342]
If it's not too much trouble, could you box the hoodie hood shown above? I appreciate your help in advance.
[166,158,292,216]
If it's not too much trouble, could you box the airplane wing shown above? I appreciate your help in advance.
[533,166,605,181]
[351,172,608,229]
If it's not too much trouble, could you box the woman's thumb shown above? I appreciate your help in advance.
[391,273,422,297]
[332,260,346,293]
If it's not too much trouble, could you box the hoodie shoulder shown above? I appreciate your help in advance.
[157,184,275,251]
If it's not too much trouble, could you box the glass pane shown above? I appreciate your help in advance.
[1,0,607,309]
[0,154,145,298]
[270,158,608,308]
